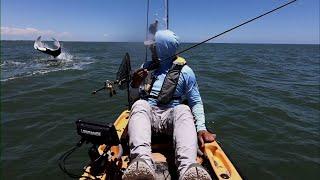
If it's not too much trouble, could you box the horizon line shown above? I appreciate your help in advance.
[1,39,319,45]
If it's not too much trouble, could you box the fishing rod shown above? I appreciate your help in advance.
[144,0,150,62]
[162,0,297,61]
[166,0,169,29]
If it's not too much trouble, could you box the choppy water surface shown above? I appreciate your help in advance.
[1,41,319,179]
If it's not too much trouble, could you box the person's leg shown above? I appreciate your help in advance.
[128,100,154,167]
[172,104,198,176]
[151,106,174,135]
[123,100,156,180]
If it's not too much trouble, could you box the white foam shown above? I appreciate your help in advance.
[56,51,73,62]
[1,60,26,67]
[1,56,94,82]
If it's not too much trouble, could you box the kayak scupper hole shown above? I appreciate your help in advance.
[220,173,230,179]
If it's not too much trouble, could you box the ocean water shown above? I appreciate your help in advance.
[1,41,319,179]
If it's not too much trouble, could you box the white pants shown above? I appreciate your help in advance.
[128,100,197,176]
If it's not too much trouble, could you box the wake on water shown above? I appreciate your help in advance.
[1,48,94,82]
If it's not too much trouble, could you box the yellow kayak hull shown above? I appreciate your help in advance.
[81,110,242,180]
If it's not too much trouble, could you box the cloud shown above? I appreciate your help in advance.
[103,33,108,37]
[1,27,71,39]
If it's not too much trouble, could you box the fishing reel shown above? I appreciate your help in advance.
[92,53,132,98]
[91,80,118,97]
[91,77,130,97]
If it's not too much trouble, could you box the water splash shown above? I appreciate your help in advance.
[1,50,93,82]
[56,50,73,62]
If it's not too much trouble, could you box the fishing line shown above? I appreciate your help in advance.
[169,0,297,60]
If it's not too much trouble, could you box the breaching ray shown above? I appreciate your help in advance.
[34,36,62,58]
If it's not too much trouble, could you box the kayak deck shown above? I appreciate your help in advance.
[80,110,242,180]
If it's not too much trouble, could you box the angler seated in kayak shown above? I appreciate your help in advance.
[123,30,216,180]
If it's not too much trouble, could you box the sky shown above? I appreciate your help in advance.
[1,0,319,44]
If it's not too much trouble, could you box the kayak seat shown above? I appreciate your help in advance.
[151,134,173,151]
[151,134,178,179]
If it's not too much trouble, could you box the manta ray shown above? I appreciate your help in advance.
[34,36,61,58]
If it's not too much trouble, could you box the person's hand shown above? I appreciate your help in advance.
[198,130,216,148]
[131,68,148,88]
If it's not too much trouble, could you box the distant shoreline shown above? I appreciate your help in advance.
[1,40,319,45]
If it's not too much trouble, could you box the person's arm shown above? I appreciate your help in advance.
[183,67,207,132]
[184,66,216,147]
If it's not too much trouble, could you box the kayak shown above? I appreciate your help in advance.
[80,110,242,180]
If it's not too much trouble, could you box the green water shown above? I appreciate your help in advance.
[1,41,319,179]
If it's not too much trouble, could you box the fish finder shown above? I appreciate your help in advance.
[76,120,120,146]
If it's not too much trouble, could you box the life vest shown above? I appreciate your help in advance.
[146,56,186,105]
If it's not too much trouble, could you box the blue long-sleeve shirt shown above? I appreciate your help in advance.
[130,60,207,132]
[130,29,207,132]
